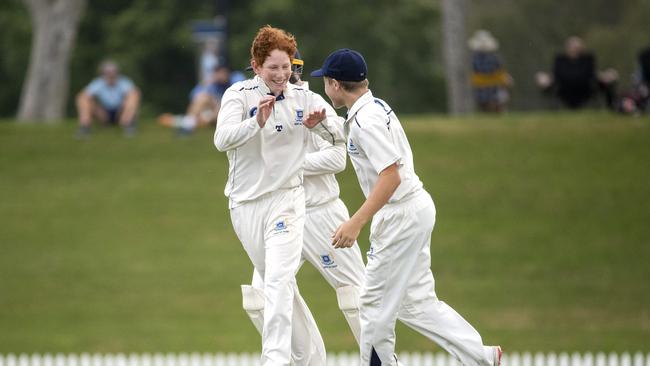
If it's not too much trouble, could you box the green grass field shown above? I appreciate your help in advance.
[0,112,648,354]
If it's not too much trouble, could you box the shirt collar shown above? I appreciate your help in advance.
[254,75,293,100]
[345,90,374,123]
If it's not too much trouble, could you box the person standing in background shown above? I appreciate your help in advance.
[536,36,618,109]
[468,30,513,113]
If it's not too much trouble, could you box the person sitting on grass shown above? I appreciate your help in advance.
[76,60,141,138]
[158,65,233,134]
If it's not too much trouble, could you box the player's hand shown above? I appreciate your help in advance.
[332,219,361,248]
[256,96,276,128]
[303,108,326,129]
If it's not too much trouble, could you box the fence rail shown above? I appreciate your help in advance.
[0,352,648,366]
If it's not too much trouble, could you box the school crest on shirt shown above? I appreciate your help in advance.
[275,124,283,132]
[249,106,258,117]
[320,253,338,269]
[294,108,304,125]
[347,138,359,155]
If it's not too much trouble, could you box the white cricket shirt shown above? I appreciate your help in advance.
[301,84,346,207]
[214,76,344,208]
[344,90,423,203]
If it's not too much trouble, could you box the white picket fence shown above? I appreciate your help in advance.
[0,352,648,366]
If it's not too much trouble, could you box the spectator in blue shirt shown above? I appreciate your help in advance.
[76,60,141,137]
[158,64,231,133]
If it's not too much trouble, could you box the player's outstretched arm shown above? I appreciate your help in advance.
[303,134,346,176]
[303,92,345,145]
[332,163,401,248]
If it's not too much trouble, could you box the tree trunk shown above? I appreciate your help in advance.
[442,0,473,115]
[17,0,86,123]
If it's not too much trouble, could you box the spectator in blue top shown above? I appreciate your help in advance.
[158,64,231,133]
[76,60,141,137]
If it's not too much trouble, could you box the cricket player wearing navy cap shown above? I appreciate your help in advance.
[214,26,344,366]
[310,49,502,366]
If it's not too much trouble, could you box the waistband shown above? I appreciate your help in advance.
[378,189,434,217]
[229,184,303,209]
[385,188,428,206]
[305,196,340,212]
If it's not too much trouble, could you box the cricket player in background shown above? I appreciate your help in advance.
[310,48,502,366]
[213,26,343,366]
[241,50,367,365]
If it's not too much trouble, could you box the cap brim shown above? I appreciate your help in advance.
[310,69,325,77]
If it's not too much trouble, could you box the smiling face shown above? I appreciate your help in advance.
[253,49,292,95]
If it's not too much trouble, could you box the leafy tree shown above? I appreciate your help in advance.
[2,0,648,118]
[228,0,445,113]
[0,0,33,118]
[69,0,214,116]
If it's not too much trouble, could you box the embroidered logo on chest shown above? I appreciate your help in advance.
[294,108,304,125]
[348,138,360,155]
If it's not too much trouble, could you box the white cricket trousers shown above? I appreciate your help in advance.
[253,198,365,288]
[360,189,492,366]
[303,198,365,288]
[249,198,366,364]
[230,186,306,366]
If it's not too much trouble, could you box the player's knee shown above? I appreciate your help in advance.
[241,285,264,311]
[336,285,360,311]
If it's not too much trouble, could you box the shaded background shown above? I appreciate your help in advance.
[1,0,649,117]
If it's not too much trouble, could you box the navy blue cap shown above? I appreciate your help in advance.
[310,49,367,81]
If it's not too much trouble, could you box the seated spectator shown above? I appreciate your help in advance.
[468,30,513,113]
[76,60,141,138]
[158,65,232,134]
[536,36,617,109]
[616,47,650,115]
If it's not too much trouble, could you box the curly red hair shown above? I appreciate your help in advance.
[250,25,297,67]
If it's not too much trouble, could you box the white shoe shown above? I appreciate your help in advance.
[492,346,503,366]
